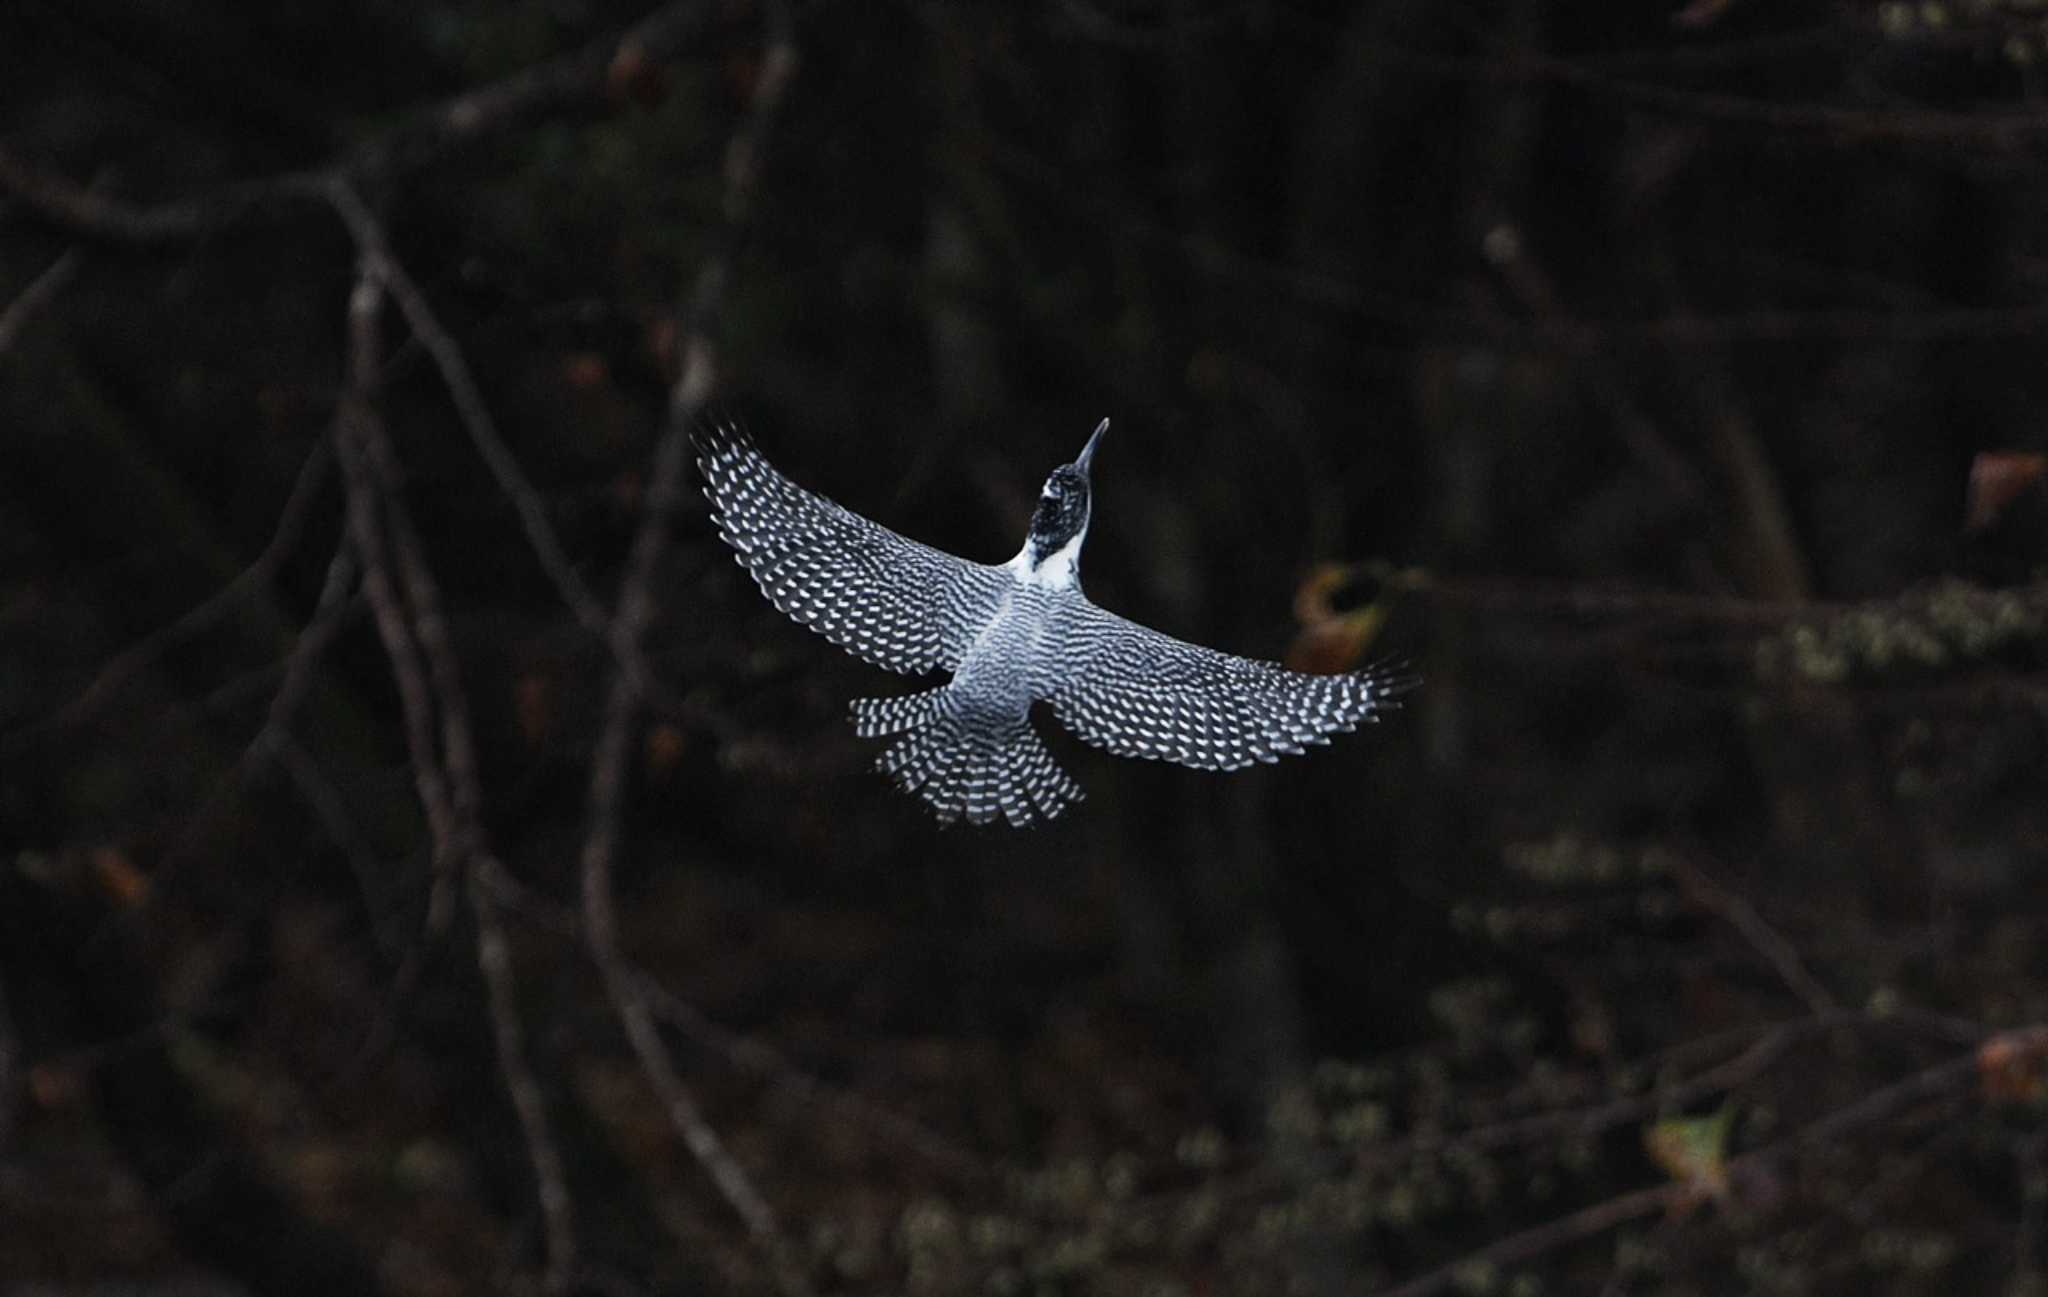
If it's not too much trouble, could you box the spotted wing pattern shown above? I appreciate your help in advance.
[695,423,1006,675]
[1047,601,1415,771]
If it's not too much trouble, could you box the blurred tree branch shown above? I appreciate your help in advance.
[336,251,578,1289]
[0,1,729,241]
[0,246,79,353]
[1379,1031,2017,1297]
[4,4,2044,1293]
[576,2,804,1287]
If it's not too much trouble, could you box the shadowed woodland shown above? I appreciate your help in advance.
[4,1,2048,1293]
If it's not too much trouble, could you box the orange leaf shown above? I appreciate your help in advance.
[1286,608,1386,675]
[1965,451,2047,532]
[89,845,150,908]
[644,723,687,776]
[1286,563,1386,673]
[1978,1029,2048,1104]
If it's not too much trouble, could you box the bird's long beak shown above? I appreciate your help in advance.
[1075,418,1109,475]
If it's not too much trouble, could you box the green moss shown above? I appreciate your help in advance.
[1762,579,2044,683]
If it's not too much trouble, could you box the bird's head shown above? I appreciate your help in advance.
[1023,419,1108,584]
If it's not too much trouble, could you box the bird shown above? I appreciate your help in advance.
[694,419,1414,827]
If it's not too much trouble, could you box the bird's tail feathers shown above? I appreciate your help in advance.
[859,689,1083,828]
[850,687,951,738]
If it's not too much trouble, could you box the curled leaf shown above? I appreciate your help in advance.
[1645,1107,1734,1215]
[1286,562,1388,674]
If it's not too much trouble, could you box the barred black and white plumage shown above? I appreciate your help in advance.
[695,420,1414,827]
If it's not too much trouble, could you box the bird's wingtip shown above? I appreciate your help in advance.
[1365,658,1423,700]
[691,417,754,454]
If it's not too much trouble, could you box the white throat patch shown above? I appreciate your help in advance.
[1008,531,1086,590]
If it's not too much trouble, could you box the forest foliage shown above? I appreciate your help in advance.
[3,1,2048,1294]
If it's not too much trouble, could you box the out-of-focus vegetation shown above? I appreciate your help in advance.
[3,2,2047,1294]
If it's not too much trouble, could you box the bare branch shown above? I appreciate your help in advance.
[0,246,80,352]
[323,182,614,643]
[335,254,578,1291]
[0,439,334,757]
[1378,1180,1676,1297]
[363,1,724,171]
[1481,226,1711,514]
[0,3,725,245]
[0,148,328,241]
[473,856,578,1294]
[266,731,394,945]
[334,278,459,853]
[1378,1040,1998,1297]
[637,973,992,1184]
[1670,853,1839,1018]
[1310,35,2048,147]
[576,1,803,1284]
[1360,1019,1800,1176]
[250,538,362,764]
[1211,1007,1973,1223]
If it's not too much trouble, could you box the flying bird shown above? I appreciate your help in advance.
[695,420,1413,826]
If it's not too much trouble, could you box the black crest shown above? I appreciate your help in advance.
[1028,466,1092,556]
[1024,419,1108,565]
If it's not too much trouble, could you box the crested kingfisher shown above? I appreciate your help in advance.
[695,419,1414,826]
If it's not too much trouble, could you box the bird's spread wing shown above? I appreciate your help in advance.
[1047,601,1415,770]
[696,424,1004,675]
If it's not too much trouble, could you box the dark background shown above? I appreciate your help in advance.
[3,1,2047,1294]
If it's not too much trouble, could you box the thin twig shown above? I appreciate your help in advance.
[987,133,2048,353]
[577,1,802,1284]
[323,182,614,642]
[1369,563,1812,625]
[637,974,992,1183]
[327,175,733,742]
[326,175,774,755]
[267,731,397,950]
[1178,1005,1984,1224]
[1481,226,1710,513]
[334,285,458,855]
[74,502,360,958]
[1281,30,2048,148]
[474,862,992,1181]
[1378,1180,1678,1297]
[1378,1041,1997,1297]
[0,149,329,241]
[0,439,334,757]
[0,4,726,245]
[337,256,578,1292]
[471,856,578,1294]
[0,10,770,1288]
[1360,1019,1798,1175]
[355,0,724,174]
[0,246,80,352]
[249,537,362,765]
[1670,853,1839,1018]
